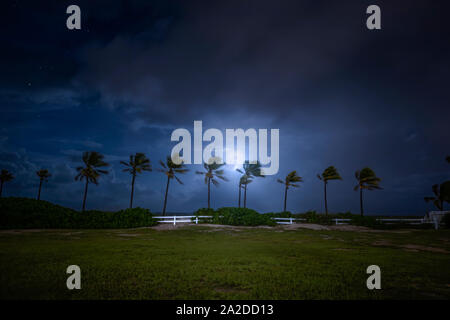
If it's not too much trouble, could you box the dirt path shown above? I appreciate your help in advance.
[146,222,393,232]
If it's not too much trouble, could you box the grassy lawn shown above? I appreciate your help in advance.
[0,225,449,300]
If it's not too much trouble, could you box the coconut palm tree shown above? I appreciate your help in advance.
[238,175,252,208]
[317,166,342,215]
[236,160,264,208]
[195,157,228,209]
[354,167,382,216]
[277,171,303,212]
[75,151,109,211]
[425,182,450,210]
[36,169,51,200]
[158,155,189,215]
[0,169,14,198]
[121,153,152,208]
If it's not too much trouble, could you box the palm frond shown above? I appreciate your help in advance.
[174,175,184,185]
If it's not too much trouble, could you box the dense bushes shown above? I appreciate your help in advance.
[264,211,293,218]
[194,207,276,226]
[193,207,216,216]
[296,210,334,225]
[215,207,276,226]
[349,215,381,228]
[0,197,157,229]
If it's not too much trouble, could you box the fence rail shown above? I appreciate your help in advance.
[153,216,212,225]
[153,216,307,225]
[272,217,306,225]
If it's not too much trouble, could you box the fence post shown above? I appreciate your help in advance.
[433,216,439,230]
[290,218,293,224]
[173,216,176,226]
[195,217,198,224]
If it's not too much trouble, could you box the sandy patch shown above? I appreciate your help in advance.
[146,222,408,233]
[149,223,197,231]
[116,233,141,237]
[282,223,330,231]
[401,244,448,254]
[147,223,276,231]
[372,240,448,254]
[372,240,392,246]
[59,232,84,236]
[0,229,46,234]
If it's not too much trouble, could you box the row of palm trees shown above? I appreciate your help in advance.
[0,150,387,216]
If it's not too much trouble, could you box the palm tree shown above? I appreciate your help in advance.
[238,175,252,208]
[75,151,109,211]
[317,166,342,215]
[236,160,264,208]
[354,167,382,216]
[0,169,14,198]
[277,171,303,212]
[195,157,228,209]
[158,155,189,215]
[425,182,450,211]
[36,169,51,200]
[121,153,152,208]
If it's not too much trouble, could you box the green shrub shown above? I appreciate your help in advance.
[192,208,215,223]
[350,215,381,228]
[0,197,157,229]
[213,207,276,226]
[194,208,216,216]
[297,210,333,225]
[334,211,354,219]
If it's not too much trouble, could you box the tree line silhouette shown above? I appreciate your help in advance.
[1,152,449,215]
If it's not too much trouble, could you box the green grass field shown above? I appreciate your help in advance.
[0,225,449,300]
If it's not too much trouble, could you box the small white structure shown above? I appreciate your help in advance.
[424,211,449,230]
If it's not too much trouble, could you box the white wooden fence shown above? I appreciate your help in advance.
[333,218,352,225]
[153,215,442,227]
[272,217,306,224]
[153,216,306,225]
[153,216,212,225]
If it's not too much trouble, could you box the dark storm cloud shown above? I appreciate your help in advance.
[76,1,365,123]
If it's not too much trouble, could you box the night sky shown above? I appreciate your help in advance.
[1,0,449,214]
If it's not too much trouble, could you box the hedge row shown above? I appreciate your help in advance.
[0,197,157,229]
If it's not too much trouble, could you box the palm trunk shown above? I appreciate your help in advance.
[238,184,241,208]
[82,180,89,212]
[162,176,170,216]
[360,188,364,216]
[37,179,43,200]
[0,181,3,198]
[324,182,328,215]
[130,174,136,209]
[244,184,247,208]
[207,177,211,209]
[283,186,288,212]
